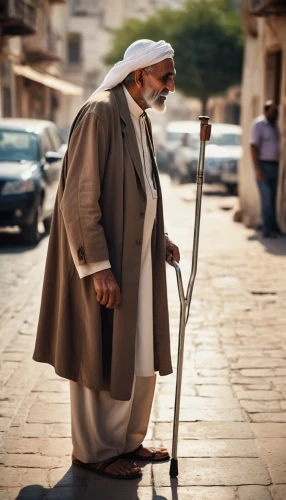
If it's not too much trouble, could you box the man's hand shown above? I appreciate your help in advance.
[255,167,264,182]
[165,235,180,266]
[93,269,121,309]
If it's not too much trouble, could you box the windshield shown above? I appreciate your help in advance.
[210,133,241,147]
[0,130,39,162]
[167,132,184,142]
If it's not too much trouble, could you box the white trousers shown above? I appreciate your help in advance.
[70,375,156,463]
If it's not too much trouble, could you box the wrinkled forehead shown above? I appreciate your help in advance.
[152,58,175,75]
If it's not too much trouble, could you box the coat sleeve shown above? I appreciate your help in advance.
[76,260,111,279]
[60,112,110,266]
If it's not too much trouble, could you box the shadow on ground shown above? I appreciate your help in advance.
[15,464,180,500]
[248,233,286,256]
[15,466,180,499]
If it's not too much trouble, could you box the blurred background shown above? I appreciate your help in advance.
[0,0,285,243]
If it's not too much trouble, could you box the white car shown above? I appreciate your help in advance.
[166,121,199,179]
[171,122,242,193]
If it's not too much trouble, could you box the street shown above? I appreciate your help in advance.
[0,175,286,500]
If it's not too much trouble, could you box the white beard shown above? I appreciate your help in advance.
[143,87,167,113]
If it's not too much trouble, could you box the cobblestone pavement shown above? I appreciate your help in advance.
[0,176,286,499]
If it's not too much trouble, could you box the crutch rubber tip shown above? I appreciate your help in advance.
[169,458,178,478]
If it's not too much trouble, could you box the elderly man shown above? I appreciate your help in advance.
[33,39,180,479]
[250,100,280,238]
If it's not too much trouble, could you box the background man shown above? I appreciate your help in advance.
[250,100,280,238]
[33,39,180,480]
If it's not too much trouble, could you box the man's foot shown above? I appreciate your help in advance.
[135,446,169,460]
[122,444,170,462]
[72,455,142,479]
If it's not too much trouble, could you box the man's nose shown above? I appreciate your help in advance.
[166,79,175,93]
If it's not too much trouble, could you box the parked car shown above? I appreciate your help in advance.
[172,122,242,193]
[208,125,241,193]
[166,120,200,182]
[151,123,170,173]
[0,119,65,244]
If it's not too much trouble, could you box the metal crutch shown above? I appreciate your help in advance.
[169,116,212,478]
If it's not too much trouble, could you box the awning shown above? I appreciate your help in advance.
[13,65,83,96]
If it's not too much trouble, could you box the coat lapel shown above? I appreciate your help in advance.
[112,85,146,198]
[144,114,162,198]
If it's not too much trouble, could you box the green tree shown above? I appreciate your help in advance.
[104,0,243,114]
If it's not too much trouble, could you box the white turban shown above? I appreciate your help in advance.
[90,39,174,98]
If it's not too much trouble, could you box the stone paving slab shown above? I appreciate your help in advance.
[256,439,286,484]
[154,422,254,440]
[153,486,237,500]
[271,485,286,500]
[153,438,259,457]
[156,395,240,409]
[240,400,282,412]
[251,423,286,438]
[153,408,245,422]
[152,458,271,486]
[250,413,286,423]
[237,485,272,500]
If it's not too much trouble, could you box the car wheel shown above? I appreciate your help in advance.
[43,216,52,234]
[22,206,40,245]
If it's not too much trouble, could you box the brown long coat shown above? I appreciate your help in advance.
[33,84,172,401]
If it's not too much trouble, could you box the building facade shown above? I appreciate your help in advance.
[239,0,286,232]
[0,0,82,128]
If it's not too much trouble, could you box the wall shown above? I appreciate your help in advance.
[239,16,286,231]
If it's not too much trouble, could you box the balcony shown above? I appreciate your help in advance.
[22,32,60,63]
[249,0,286,15]
[0,0,37,36]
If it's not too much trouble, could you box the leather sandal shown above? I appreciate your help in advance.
[72,455,142,480]
[122,444,170,462]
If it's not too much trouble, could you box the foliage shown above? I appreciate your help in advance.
[104,0,244,111]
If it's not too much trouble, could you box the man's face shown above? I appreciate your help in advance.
[266,104,278,123]
[142,58,176,112]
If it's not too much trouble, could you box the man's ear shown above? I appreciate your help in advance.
[134,69,144,88]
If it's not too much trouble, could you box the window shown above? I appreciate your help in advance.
[167,132,183,142]
[68,33,81,64]
[46,127,63,152]
[0,130,39,162]
[41,131,53,157]
[265,50,282,105]
[210,133,241,147]
[187,134,199,150]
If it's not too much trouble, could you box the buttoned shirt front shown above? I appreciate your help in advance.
[250,115,280,162]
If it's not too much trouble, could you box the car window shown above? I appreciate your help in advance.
[41,130,53,157]
[210,133,241,147]
[46,126,64,152]
[0,129,39,162]
[187,134,199,149]
[167,132,183,142]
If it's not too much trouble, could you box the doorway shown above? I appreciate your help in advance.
[265,49,282,104]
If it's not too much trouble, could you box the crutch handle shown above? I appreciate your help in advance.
[199,116,211,142]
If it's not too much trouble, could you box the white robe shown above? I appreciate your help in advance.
[123,87,157,377]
